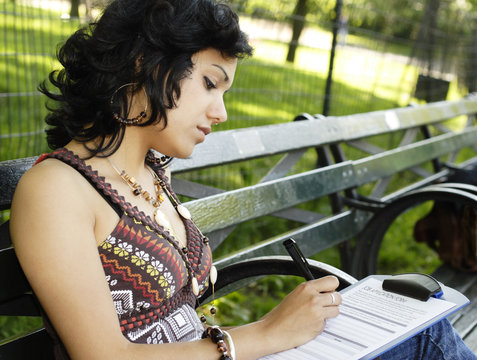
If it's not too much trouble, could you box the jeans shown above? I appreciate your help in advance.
[380,319,477,360]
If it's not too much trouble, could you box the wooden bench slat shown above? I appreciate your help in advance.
[187,162,356,233]
[338,97,477,141]
[353,127,477,185]
[171,117,342,173]
[0,157,37,210]
[268,207,326,224]
[213,210,369,268]
[169,98,477,174]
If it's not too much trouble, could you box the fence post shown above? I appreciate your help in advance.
[469,16,477,94]
[322,0,343,116]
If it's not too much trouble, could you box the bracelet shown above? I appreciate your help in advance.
[202,326,234,360]
[223,330,236,360]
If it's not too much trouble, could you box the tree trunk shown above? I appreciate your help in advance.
[286,0,308,63]
[70,0,80,18]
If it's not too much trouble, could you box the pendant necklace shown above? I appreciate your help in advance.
[106,157,174,230]
[106,156,216,298]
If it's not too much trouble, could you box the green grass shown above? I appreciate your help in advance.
[0,0,82,159]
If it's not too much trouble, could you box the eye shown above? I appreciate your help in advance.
[204,76,216,90]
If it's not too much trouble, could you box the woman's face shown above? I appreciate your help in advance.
[148,48,238,158]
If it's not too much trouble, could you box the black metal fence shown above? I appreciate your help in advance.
[1,0,477,163]
[1,0,87,160]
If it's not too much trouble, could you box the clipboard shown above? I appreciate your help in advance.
[352,275,469,360]
[260,274,469,360]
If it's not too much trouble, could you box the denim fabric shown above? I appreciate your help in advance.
[380,319,477,360]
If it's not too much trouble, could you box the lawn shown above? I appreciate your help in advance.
[0,0,81,159]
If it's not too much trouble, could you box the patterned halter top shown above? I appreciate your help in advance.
[39,148,212,359]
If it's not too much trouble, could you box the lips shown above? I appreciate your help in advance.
[197,126,211,136]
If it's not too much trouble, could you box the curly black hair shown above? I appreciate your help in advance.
[40,0,253,157]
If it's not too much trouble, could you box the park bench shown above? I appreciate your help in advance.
[1,96,477,357]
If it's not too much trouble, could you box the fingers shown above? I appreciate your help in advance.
[321,294,340,321]
[259,276,343,351]
[296,277,342,312]
[305,276,342,316]
[317,291,341,320]
[308,275,340,292]
[314,290,341,308]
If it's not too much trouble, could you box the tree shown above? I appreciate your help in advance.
[286,0,308,63]
[70,0,80,18]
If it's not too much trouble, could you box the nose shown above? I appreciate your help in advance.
[208,96,227,124]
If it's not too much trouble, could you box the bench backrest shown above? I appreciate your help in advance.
[2,97,477,262]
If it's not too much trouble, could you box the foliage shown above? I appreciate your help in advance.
[0,316,43,342]
[229,0,334,23]
[230,0,477,40]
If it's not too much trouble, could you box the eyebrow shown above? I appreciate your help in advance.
[212,64,229,82]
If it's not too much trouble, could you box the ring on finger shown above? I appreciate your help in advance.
[330,292,336,305]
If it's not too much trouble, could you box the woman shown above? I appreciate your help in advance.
[9,0,476,359]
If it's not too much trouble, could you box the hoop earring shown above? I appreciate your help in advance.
[110,83,148,125]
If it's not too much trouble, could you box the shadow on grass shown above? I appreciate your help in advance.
[225,57,397,130]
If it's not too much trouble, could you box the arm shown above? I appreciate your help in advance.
[10,161,340,360]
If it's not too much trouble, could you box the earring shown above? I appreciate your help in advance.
[110,83,148,125]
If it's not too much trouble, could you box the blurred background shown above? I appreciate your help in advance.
[3,0,477,161]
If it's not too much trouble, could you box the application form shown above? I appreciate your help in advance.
[260,277,461,360]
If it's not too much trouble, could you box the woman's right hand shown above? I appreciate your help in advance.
[259,275,342,352]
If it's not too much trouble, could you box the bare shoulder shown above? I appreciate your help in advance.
[13,158,88,208]
[16,157,76,185]
[10,158,95,244]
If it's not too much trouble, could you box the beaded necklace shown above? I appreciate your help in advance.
[106,156,216,298]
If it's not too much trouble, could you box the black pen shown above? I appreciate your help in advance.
[283,238,315,281]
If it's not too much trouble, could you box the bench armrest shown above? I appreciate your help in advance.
[352,184,477,278]
[198,255,357,304]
